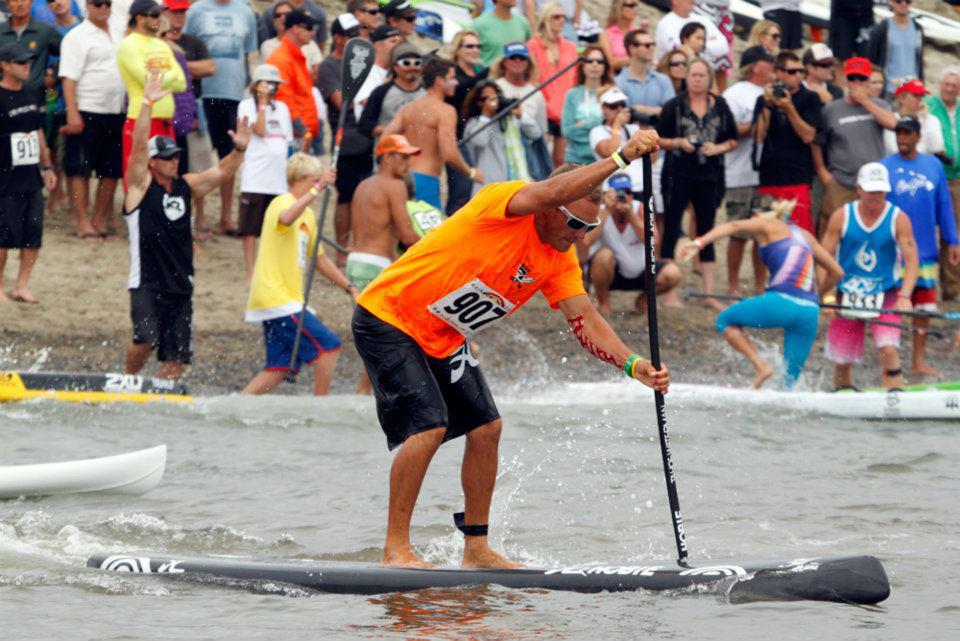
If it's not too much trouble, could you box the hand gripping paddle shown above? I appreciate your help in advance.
[287,38,375,381]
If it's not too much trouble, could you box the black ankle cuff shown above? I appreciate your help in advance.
[453,511,488,537]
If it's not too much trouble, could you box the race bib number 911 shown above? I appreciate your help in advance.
[429,279,515,336]
[10,131,40,167]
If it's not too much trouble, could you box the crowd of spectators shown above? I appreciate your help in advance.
[2,0,960,390]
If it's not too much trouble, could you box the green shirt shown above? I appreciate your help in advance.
[925,95,960,181]
[0,19,61,103]
[470,12,531,67]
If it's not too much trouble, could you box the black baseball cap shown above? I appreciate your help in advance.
[129,0,163,17]
[148,135,182,159]
[0,43,34,64]
[284,8,317,30]
[371,24,401,42]
[894,115,922,133]
[384,0,416,19]
[740,45,774,69]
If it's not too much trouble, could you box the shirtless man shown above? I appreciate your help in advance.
[347,133,421,393]
[383,57,483,209]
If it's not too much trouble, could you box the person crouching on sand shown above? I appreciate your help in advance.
[677,197,843,389]
[242,153,356,396]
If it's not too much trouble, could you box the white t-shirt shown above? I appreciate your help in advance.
[883,113,946,156]
[58,20,125,114]
[590,123,642,191]
[588,201,646,279]
[354,64,389,120]
[237,98,293,195]
[721,80,764,188]
[654,11,729,70]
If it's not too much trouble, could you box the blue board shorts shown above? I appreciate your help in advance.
[412,172,442,210]
[262,311,341,373]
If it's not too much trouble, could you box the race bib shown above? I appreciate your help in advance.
[428,279,515,336]
[839,290,883,319]
[10,131,40,167]
[412,208,443,233]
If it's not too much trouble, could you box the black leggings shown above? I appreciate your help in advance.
[662,175,719,262]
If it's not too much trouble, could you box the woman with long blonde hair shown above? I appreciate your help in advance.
[526,2,579,166]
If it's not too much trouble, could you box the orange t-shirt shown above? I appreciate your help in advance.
[359,181,586,358]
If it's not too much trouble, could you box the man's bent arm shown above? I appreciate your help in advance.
[557,294,668,392]
[508,130,659,216]
[184,117,251,198]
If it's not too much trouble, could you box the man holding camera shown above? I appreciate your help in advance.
[721,47,773,296]
[754,51,822,234]
[586,172,682,316]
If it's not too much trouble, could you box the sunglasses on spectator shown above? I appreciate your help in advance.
[781,68,804,75]
[604,101,627,110]
[507,55,529,61]
[622,2,638,7]
[145,10,162,17]
[582,57,606,65]
[275,11,291,18]
[550,14,567,21]
[400,15,416,22]
[892,0,911,4]
[630,41,655,48]
[669,60,687,67]
[460,43,481,50]
[89,0,111,6]
[396,57,422,68]
[559,205,600,231]
[846,74,869,82]
[767,32,782,40]
[361,7,381,14]
[813,61,834,68]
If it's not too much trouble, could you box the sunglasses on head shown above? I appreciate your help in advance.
[847,74,869,82]
[396,57,422,68]
[559,205,600,231]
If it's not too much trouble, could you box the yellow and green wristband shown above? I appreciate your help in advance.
[623,354,643,379]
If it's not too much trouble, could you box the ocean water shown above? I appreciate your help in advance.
[1,384,957,640]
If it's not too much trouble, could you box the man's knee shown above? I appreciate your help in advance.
[467,419,502,446]
[590,249,615,283]
[658,262,682,288]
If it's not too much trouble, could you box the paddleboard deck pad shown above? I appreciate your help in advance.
[0,371,191,404]
[87,552,890,604]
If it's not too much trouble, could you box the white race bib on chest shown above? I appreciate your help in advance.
[10,131,39,167]
[413,208,443,232]
[428,278,515,336]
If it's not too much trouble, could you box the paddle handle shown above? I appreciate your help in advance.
[640,153,688,565]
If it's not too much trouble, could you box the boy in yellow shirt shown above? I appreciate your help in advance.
[242,153,355,395]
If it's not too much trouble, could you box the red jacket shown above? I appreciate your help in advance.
[267,36,319,138]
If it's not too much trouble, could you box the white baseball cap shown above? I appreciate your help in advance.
[601,88,629,106]
[857,162,892,193]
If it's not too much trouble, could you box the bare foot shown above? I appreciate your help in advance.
[11,288,39,304]
[703,297,726,312]
[0,290,10,303]
[462,541,524,569]
[598,300,612,316]
[752,362,773,389]
[381,547,433,569]
[911,362,944,379]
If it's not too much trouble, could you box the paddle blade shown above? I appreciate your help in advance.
[340,38,376,111]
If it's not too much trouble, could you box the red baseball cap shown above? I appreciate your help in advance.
[164,0,190,10]
[375,134,421,157]
[894,79,929,97]
[843,57,872,78]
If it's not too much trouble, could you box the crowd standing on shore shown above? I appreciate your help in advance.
[2,0,960,392]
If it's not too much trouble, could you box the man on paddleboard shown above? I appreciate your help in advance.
[352,129,668,569]
[820,162,920,391]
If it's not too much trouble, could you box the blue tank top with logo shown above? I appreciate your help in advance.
[836,201,900,300]
[760,225,818,303]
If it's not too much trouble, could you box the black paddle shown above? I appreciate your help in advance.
[684,290,948,338]
[640,153,688,566]
[287,38,375,381]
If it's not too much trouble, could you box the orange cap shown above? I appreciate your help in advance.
[375,134,421,157]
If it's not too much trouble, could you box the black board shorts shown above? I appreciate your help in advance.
[352,305,500,451]
[0,191,43,248]
[130,288,193,364]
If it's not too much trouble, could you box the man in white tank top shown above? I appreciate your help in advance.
[585,173,682,315]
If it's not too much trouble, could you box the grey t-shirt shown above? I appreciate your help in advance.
[817,98,890,188]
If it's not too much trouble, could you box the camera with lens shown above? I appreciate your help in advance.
[629,108,658,126]
[772,81,789,99]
